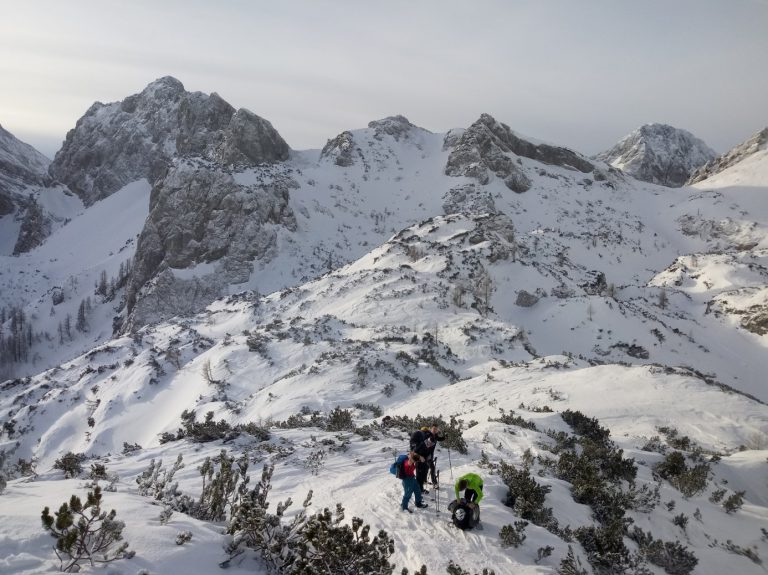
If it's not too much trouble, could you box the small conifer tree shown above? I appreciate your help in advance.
[41,485,134,572]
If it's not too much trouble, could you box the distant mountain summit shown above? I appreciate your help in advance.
[597,123,715,187]
[0,124,51,215]
[0,125,73,255]
[687,127,768,184]
[49,76,290,206]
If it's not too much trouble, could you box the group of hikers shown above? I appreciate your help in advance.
[387,418,483,530]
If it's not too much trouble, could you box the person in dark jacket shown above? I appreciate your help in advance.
[400,451,429,512]
[425,424,445,486]
[409,427,432,493]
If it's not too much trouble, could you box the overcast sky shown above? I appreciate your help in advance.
[1,0,767,159]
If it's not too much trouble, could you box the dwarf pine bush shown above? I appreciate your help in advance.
[557,546,589,575]
[628,526,698,575]
[499,520,528,548]
[53,452,87,479]
[499,461,551,522]
[226,463,397,574]
[193,450,249,521]
[41,485,134,572]
[654,451,710,497]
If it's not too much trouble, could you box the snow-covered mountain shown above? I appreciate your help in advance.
[687,127,768,185]
[1,77,767,575]
[597,124,716,187]
[49,76,290,207]
[0,125,80,256]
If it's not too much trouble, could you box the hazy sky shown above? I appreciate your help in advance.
[1,0,767,159]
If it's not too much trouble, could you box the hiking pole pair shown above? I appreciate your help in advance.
[435,469,440,515]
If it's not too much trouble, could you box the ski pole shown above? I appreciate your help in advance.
[436,469,440,515]
[447,447,453,480]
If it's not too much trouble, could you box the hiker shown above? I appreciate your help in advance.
[455,472,484,506]
[410,425,442,493]
[425,424,445,486]
[451,472,483,528]
[400,451,429,512]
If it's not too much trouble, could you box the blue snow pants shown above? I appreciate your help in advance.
[401,477,423,509]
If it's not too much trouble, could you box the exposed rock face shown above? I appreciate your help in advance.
[445,115,531,192]
[50,76,290,206]
[515,290,539,307]
[687,127,768,184]
[0,124,51,216]
[442,184,497,215]
[12,197,52,255]
[445,114,594,193]
[0,125,59,252]
[0,124,50,190]
[125,161,297,329]
[320,131,356,166]
[368,115,423,141]
[597,124,716,187]
[217,109,290,166]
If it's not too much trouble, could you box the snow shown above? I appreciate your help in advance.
[1,107,768,574]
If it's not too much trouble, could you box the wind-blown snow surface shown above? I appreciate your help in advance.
[2,211,768,574]
[2,91,768,572]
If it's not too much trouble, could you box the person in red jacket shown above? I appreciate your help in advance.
[401,451,429,512]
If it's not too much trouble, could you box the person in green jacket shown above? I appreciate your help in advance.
[455,473,484,505]
[452,472,483,528]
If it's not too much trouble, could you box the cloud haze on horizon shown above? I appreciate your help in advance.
[1,0,767,159]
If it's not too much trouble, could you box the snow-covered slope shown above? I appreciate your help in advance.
[1,212,767,574]
[688,127,768,185]
[1,79,767,575]
[597,124,716,187]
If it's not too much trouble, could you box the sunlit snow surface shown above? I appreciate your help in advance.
[1,124,768,573]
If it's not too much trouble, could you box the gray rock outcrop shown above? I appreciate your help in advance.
[445,114,595,193]
[0,124,51,195]
[515,290,539,307]
[368,115,423,141]
[50,76,290,206]
[687,127,768,184]
[320,131,356,167]
[125,161,297,329]
[597,124,716,187]
[442,184,497,215]
[0,124,58,253]
[12,197,52,255]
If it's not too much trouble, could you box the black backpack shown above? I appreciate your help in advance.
[450,500,479,530]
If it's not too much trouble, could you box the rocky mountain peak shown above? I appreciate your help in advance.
[0,125,54,250]
[367,115,424,141]
[0,124,51,191]
[687,127,768,184]
[444,113,593,193]
[597,123,715,187]
[49,77,289,206]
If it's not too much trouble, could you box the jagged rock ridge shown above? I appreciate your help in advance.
[597,123,715,187]
[687,127,768,184]
[49,76,290,206]
[444,113,594,193]
[0,125,61,254]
